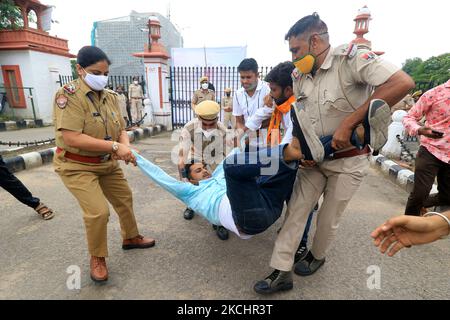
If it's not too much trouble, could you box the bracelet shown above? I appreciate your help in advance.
[423,212,450,239]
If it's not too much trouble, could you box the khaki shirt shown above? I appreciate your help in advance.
[128,84,144,99]
[53,79,126,157]
[192,89,215,108]
[221,96,233,112]
[117,93,128,117]
[292,44,399,137]
[179,118,229,171]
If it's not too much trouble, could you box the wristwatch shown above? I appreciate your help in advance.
[112,141,119,153]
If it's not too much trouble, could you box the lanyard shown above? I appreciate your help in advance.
[244,90,262,118]
[87,92,111,140]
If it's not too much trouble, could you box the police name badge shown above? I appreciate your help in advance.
[56,95,68,109]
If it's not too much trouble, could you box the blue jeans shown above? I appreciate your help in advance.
[299,131,364,161]
[224,144,299,235]
[298,111,371,161]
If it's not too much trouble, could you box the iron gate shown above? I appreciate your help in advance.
[169,66,272,129]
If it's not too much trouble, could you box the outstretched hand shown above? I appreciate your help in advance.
[371,215,449,257]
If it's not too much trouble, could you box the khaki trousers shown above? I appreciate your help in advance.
[270,154,369,271]
[223,111,235,129]
[130,98,143,122]
[54,156,139,257]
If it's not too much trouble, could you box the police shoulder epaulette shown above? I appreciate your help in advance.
[334,43,358,59]
[63,83,77,95]
[345,43,358,59]
[291,68,302,81]
[105,89,118,96]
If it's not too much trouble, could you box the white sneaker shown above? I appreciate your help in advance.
[367,99,391,152]
[292,102,324,163]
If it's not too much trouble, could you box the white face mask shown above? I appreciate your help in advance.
[202,129,217,139]
[201,83,209,90]
[134,81,139,85]
[82,68,108,91]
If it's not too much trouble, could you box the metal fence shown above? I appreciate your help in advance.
[0,86,38,122]
[58,75,146,94]
[169,66,273,129]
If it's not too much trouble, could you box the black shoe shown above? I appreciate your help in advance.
[294,251,325,276]
[213,225,229,241]
[183,208,195,220]
[294,243,308,264]
[254,269,293,295]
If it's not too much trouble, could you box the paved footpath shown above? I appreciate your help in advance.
[0,131,449,300]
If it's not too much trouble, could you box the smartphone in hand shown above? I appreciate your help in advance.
[431,130,444,137]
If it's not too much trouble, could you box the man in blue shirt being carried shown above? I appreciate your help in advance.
[136,141,299,239]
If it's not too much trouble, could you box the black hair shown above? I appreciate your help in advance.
[285,12,328,41]
[185,159,204,180]
[77,46,111,68]
[265,62,295,90]
[238,58,259,74]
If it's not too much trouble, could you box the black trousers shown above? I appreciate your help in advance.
[405,146,450,216]
[0,155,40,209]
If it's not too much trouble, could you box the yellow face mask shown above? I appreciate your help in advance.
[293,54,316,74]
[292,32,330,74]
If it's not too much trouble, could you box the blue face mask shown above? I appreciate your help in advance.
[82,68,109,91]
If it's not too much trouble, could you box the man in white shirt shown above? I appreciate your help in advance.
[246,61,296,147]
[233,58,272,148]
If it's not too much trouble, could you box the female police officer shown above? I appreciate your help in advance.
[53,46,155,283]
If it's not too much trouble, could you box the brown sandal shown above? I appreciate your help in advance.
[35,203,55,220]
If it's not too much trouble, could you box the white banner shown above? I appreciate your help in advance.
[171,46,247,67]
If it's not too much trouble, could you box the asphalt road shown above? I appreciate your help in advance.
[0,126,55,153]
[1,131,449,300]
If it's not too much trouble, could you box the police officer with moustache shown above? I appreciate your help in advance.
[254,13,415,294]
[53,46,156,283]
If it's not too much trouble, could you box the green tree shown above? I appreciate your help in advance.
[0,0,23,30]
[402,53,450,86]
[70,59,79,79]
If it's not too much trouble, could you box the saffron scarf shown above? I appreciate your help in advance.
[267,96,296,146]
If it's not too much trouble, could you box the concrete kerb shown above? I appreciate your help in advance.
[4,125,166,173]
[0,120,45,131]
[370,154,438,195]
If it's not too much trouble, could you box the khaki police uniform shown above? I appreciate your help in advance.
[180,101,229,172]
[270,44,400,271]
[179,118,228,172]
[128,83,144,122]
[191,89,215,110]
[221,94,235,128]
[53,79,140,258]
[117,92,128,119]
